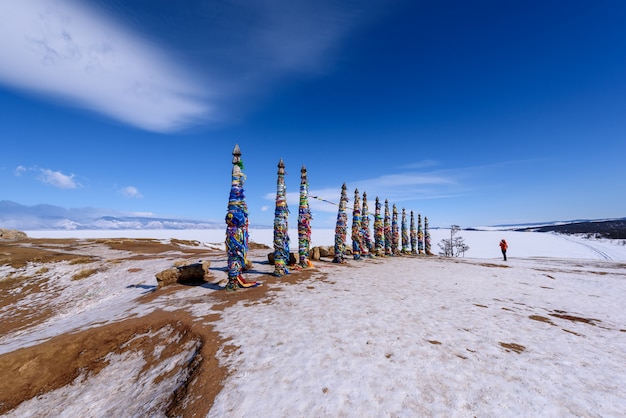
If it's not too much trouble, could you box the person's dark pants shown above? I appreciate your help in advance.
[502,250,507,261]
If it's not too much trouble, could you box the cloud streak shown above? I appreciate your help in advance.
[0,0,388,131]
[15,165,81,189]
[38,168,80,189]
[0,0,209,132]
[119,186,143,199]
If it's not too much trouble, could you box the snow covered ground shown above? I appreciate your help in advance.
[25,227,626,261]
[3,229,626,416]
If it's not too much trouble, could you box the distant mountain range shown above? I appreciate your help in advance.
[512,218,626,239]
[468,217,626,239]
[0,201,222,230]
[2,201,624,237]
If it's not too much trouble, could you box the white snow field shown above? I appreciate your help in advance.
[3,228,626,417]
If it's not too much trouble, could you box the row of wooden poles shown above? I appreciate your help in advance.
[225,145,432,290]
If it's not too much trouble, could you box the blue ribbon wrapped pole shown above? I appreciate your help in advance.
[298,165,313,268]
[401,208,409,254]
[418,213,424,255]
[425,216,432,255]
[392,204,400,256]
[351,188,363,260]
[410,210,417,255]
[225,144,257,290]
[361,192,373,257]
[373,196,384,256]
[273,159,290,276]
[384,199,392,256]
[333,183,348,263]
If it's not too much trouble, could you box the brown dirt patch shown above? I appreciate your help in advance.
[0,309,228,417]
[499,342,526,354]
[0,241,89,268]
[1,239,327,416]
[549,313,600,325]
[529,315,555,325]
[478,263,510,268]
[248,242,271,250]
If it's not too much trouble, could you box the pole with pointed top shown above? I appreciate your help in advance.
[410,210,417,255]
[333,183,348,263]
[273,159,290,276]
[425,216,432,255]
[392,204,400,256]
[361,192,372,257]
[225,144,256,290]
[418,214,424,255]
[373,196,384,256]
[351,188,362,260]
[384,199,392,256]
[298,165,313,268]
[401,208,409,254]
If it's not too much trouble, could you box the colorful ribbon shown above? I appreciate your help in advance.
[391,204,400,256]
[333,183,348,263]
[373,196,385,256]
[401,208,409,254]
[225,144,257,290]
[351,188,363,260]
[410,210,417,255]
[418,213,424,255]
[384,199,392,256]
[361,192,372,257]
[297,165,313,268]
[425,216,432,255]
[273,159,290,276]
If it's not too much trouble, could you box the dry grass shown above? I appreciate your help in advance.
[35,266,49,274]
[68,257,98,265]
[71,267,101,281]
[170,238,201,247]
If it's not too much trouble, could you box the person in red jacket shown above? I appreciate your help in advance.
[499,239,508,261]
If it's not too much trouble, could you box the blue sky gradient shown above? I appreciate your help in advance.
[1,0,625,228]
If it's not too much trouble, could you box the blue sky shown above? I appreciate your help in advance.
[1,0,625,228]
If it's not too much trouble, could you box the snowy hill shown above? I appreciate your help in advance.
[0,201,221,230]
[1,229,625,416]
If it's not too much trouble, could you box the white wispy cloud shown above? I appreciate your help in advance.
[14,165,27,176]
[38,168,80,189]
[0,1,387,130]
[119,186,143,199]
[0,0,209,132]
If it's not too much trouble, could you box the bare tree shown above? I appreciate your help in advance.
[438,225,470,257]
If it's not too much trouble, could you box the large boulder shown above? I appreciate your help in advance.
[0,229,27,240]
[310,246,321,261]
[318,246,334,258]
[155,260,211,289]
[267,252,297,265]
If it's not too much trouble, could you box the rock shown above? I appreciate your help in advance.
[244,259,254,270]
[318,246,334,257]
[267,252,297,265]
[155,261,211,289]
[0,229,27,240]
[310,246,321,261]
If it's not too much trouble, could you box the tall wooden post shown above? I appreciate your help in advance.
[273,159,290,276]
[225,145,256,290]
[333,183,348,263]
[298,165,313,268]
